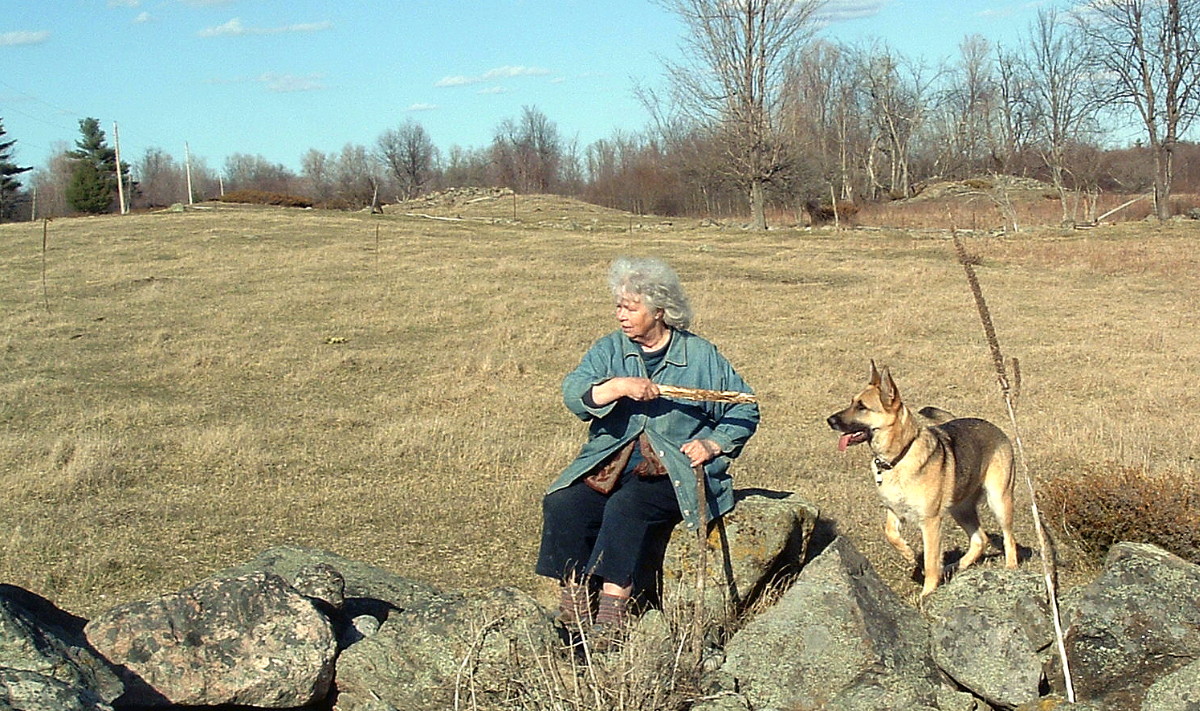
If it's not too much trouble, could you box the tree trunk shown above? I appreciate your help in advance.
[1153,144,1173,220]
[749,179,767,230]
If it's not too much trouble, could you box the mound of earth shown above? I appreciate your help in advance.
[395,187,638,225]
[908,175,1055,202]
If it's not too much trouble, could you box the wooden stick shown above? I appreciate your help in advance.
[692,462,708,668]
[658,384,757,404]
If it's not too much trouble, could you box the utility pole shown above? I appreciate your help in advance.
[184,142,195,205]
[113,122,128,214]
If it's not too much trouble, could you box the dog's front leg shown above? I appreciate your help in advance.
[884,509,916,564]
[919,515,943,597]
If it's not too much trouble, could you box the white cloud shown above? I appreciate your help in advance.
[482,65,551,80]
[0,30,50,47]
[434,75,476,88]
[199,18,247,36]
[435,65,552,88]
[815,0,890,24]
[257,73,328,92]
[199,17,332,37]
[203,72,328,92]
[477,86,508,95]
[406,103,439,112]
[134,12,152,23]
[107,0,140,7]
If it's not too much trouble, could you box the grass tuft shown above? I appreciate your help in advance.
[1042,463,1200,566]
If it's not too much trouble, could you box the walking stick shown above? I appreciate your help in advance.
[692,462,708,667]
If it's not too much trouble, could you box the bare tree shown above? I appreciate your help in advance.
[856,43,939,198]
[443,145,493,187]
[943,35,1000,177]
[655,0,821,229]
[300,148,337,203]
[28,143,74,218]
[136,147,188,207]
[994,45,1038,172]
[782,40,867,203]
[491,106,562,193]
[333,143,383,209]
[224,153,298,194]
[377,119,439,200]
[1021,8,1103,223]
[1075,0,1200,219]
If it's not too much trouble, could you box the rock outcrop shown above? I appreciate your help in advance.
[83,572,337,708]
[660,488,818,626]
[3,491,1199,711]
[924,567,1053,709]
[0,584,123,709]
[708,536,953,710]
[1050,542,1200,709]
[333,587,553,711]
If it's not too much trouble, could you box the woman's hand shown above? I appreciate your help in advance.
[681,438,721,467]
[590,377,660,406]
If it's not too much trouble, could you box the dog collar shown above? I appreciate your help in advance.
[874,437,916,472]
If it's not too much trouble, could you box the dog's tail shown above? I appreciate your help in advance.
[917,406,956,424]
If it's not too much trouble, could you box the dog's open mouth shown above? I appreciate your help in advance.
[837,431,869,451]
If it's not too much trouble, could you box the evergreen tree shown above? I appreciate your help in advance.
[0,118,32,221]
[66,117,127,214]
[66,160,114,214]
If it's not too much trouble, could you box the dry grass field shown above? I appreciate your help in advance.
[1,197,1197,618]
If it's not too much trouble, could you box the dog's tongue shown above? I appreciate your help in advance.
[837,431,868,452]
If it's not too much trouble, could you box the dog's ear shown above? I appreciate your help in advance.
[881,369,902,412]
[868,360,881,387]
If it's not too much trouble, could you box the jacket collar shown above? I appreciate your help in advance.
[622,328,688,370]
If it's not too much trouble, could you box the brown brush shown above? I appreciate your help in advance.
[657,385,758,404]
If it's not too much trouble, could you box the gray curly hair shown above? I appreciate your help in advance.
[608,256,694,331]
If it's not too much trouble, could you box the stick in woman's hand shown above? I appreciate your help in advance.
[657,384,757,404]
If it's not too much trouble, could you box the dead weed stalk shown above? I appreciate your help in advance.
[952,231,1076,702]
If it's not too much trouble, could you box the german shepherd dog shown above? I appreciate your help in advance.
[826,362,1018,597]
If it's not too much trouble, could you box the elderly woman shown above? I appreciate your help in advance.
[536,256,759,635]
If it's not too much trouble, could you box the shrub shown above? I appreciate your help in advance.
[215,190,313,208]
[963,178,993,190]
[1041,463,1199,565]
[804,199,859,226]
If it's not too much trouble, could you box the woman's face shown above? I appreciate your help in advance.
[616,293,664,345]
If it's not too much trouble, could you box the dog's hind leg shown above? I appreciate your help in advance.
[950,500,987,572]
[884,509,917,564]
[985,455,1019,569]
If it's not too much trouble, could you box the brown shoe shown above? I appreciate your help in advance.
[588,592,630,651]
[555,581,593,627]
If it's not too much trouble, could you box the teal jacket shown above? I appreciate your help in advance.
[548,328,759,530]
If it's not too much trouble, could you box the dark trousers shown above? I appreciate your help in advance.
[535,471,683,588]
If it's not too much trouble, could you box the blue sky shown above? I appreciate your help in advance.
[1,0,1065,175]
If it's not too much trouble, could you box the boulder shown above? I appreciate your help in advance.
[924,567,1054,708]
[0,668,112,711]
[84,572,337,708]
[218,546,440,623]
[1141,657,1200,711]
[0,585,122,704]
[1051,542,1200,708]
[291,562,346,611]
[658,489,818,625]
[713,536,945,710]
[218,546,443,651]
[333,586,555,711]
